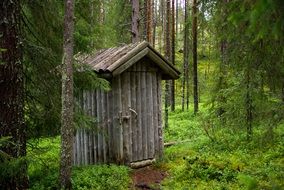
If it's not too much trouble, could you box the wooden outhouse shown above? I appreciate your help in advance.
[73,41,180,166]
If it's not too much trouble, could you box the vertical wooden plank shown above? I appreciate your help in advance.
[122,71,131,164]
[152,73,159,158]
[75,92,82,165]
[131,65,137,161]
[107,89,113,162]
[146,70,154,158]
[96,89,102,163]
[136,62,142,161]
[127,72,132,163]
[75,130,79,165]
[118,76,123,163]
[157,74,163,157]
[100,90,104,163]
[79,91,84,165]
[112,76,123,163]
[82,91,86,165]
[101,90,107,163]
[93,90,97,164]
[141,62,148,159]
[112,78,118,162]
[105,91,109,162]
[89,91,94,164]
[85,93,89,165]
[87,92,91,164]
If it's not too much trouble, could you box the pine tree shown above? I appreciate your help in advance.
[170,0,176,111]
[131,0,140,43]
[0,0,28,188]
[164,0,171,128]
[192,0,198,114]
[182,0,189,111]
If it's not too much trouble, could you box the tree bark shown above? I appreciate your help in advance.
[246,68,253,141]
[131,0,140,43]
[182,0,189,111]
[59,0,75,189]
[192,0,199,114]
[146,0,153,45]
[152,0,157,47]
[164,0,171,128]
[170,0,176,111]
[0,0,28,189]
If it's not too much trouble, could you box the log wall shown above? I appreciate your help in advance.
[73,58,163,165]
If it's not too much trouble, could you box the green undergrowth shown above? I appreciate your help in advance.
[161,105,284,190]
[27,105,283,189]
[27,137,130,190]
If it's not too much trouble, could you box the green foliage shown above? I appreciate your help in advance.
[0,137,27,185]
[27,137,131,190]
[22,0,132,138]
[162,107,284,190]
[72,165,130,190]
[28,137,60,189]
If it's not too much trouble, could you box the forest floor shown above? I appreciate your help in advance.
[27,105,284,190]
[131,166,168,190]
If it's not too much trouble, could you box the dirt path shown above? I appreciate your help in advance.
[130,166,168,190]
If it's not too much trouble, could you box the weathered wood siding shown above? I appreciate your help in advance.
[73,58,163,165]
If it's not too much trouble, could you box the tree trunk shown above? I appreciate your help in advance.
[59,0,75,189]
[175,0,178,45]
[217,0,229,119]
[131,0,140,43]
[164,0,171,128]
[170,0,176,111]
[0,0,28,189]
[192,0,198,114]
[146,0,153,45]
[153,0,157,47]
[182,0,189,111]
[246,68,253,141]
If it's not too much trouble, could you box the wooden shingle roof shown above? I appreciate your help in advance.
[76,41,180,79]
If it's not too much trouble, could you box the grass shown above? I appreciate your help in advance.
[27,104,284,189]
[161,105,284,190]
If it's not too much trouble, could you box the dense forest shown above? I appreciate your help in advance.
[0,0,283,189]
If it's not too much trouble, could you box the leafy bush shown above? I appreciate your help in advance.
[28,137,60,190]
[72,165,130,190]
[28,137,131,190]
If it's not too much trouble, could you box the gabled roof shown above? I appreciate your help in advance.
[76,41,180,80]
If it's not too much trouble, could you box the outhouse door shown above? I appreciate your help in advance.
[115,60,161,164]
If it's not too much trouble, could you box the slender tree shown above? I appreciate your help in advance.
[131,0,140,43]
[59,0,75,188]
[182,0,189,111]
[153,0,157,47]
[146,0,153,45]
[170,0,176,111]
[216,0,229,119]
[164,0,171,128]
[192,0,198,114]
[0,0,28,189]
[175,0,179,45]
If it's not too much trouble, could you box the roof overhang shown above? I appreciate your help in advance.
[76,41,180,80]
